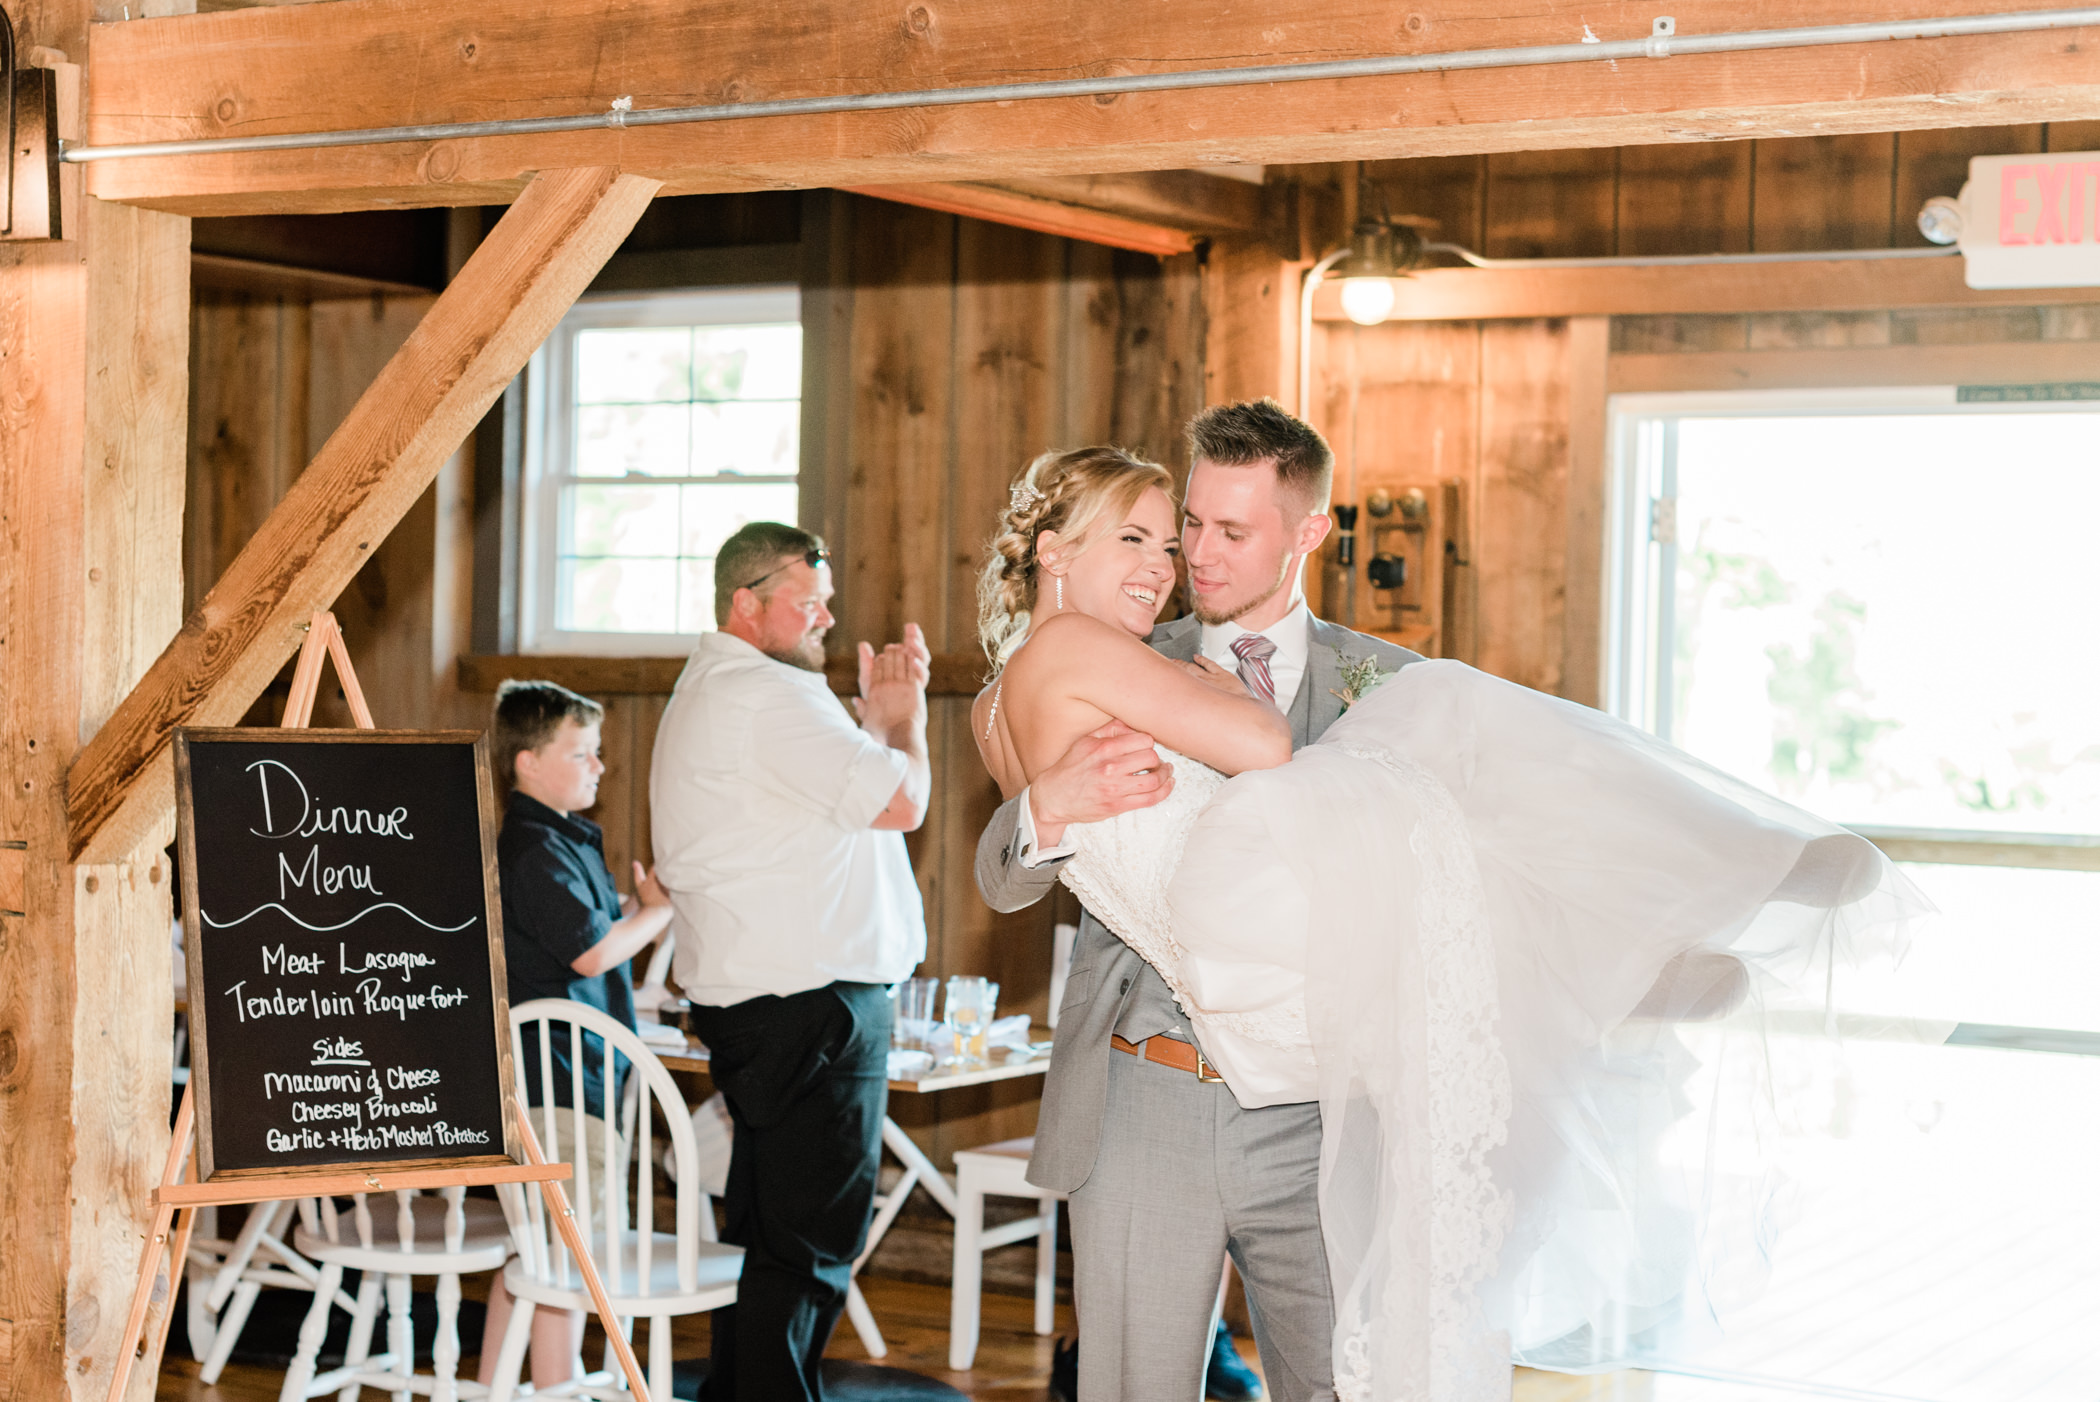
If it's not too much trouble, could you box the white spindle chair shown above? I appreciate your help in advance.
[186,1198,364,1384]
[489,1000,741,1402]
[279,1187,514,1402]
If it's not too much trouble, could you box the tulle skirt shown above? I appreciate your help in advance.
[1165,660,1935,1401]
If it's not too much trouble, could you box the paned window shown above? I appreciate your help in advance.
[522,288,801,653]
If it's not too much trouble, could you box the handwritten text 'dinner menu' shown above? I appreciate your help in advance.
[177,732,510,1177]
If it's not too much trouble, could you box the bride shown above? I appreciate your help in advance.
[971,441,1928,1400]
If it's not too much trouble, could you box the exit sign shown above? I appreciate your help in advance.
[1959,152,2100,288]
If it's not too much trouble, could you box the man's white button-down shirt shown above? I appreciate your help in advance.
[651,631,927,1006]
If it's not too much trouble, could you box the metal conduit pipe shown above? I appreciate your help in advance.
[59,5,2100,164]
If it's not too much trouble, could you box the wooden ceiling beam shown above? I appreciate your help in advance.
[1309,254,2100,320]
[81,0,2100,216]
[65,166,659,863]
[842,182,1199,255]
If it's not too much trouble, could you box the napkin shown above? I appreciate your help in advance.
[986,1013,1034,1053]
[887,1049,934,1079]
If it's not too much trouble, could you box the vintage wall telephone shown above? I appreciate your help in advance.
[1321,480,1465,658]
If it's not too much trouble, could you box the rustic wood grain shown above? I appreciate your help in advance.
[839,199,956,656]
[305,295,441,729]
[71,195,191,1402]
[1559,316,1610,710]
[1473,319,1572,693]
[1609,334,2100,392]
[2,107,191,1402]
[1310,252,2095,322]
[1203,238,1295,409]
[80,0,2100,215]
[67,166,661,865]
[185,293,309,617]
[1752,134,1897,252]
[1616,142,1753,256]
[1484,148,1619,260]
[847,183,1198,257]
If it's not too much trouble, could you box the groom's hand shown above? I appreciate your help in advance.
[1029,721,1176,847]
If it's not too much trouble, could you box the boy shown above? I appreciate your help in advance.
[477,680,673,1389]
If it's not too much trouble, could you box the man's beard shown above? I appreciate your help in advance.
[1190,552,1293,626]
[765,631,827,672]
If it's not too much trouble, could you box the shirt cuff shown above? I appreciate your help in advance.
[1015,786,1076,869]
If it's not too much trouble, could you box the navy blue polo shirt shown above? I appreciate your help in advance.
[498,790,636,1115]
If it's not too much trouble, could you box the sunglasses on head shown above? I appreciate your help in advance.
[737,547,830,594]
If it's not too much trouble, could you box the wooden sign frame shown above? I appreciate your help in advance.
[105,611,651,1402]
[173,726,522,1183]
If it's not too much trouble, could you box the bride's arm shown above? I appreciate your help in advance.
[1013,614,1291,776]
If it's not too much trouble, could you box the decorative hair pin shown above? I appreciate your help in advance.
[1010,480,1045,513]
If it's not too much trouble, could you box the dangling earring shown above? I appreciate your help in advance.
[1055,575,1064,610]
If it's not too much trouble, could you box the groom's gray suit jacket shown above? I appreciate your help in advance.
[974,612,1420,1193]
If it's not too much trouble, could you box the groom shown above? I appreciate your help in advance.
[975,400,1419,1402]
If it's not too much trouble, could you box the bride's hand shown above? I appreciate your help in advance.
[1180,656,1251,698]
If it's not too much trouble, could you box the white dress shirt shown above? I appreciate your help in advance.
[1016,600,1311,868]
[651,632,927,1006]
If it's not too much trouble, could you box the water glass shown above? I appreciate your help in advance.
[942,976,1000,1065]
[892,977,938,1051]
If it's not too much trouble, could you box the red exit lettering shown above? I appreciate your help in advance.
[1999,160,2100,245]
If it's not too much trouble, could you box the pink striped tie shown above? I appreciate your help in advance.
[1230,633,1278,706]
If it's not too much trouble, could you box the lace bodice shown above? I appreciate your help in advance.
[1059,748,1222,984]
[1060,752,1310,1056]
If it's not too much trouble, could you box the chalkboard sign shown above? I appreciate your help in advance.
[174,729,519,1181]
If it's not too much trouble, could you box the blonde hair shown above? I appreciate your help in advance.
[977,445,1175,669]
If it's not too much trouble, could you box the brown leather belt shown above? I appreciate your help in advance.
[1111,1033,1224,1083]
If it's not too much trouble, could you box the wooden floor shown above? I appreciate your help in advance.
[153,1275,1795,1402]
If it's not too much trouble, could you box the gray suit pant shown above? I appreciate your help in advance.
[1069,1049,1335,1402]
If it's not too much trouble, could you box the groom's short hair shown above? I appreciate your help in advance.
[1184,399,1334,517]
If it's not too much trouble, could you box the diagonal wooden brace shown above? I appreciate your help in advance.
[66,165,660,863]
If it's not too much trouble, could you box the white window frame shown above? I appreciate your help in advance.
[520,285,802,656]
[1604,383,2100,873]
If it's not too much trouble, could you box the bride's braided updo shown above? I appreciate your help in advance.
[977,445,1175,669]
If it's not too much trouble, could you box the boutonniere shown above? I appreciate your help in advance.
[1330,654,1391,711]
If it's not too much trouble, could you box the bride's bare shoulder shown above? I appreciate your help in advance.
[1008,612,1150,676]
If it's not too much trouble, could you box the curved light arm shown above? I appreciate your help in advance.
[1297,246,1353,423]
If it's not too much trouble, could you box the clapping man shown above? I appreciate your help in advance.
[651,523,931,1402]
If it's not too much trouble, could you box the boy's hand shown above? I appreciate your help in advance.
[633,861,671,909]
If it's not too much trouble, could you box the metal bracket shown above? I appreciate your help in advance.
[1646,14,1676,57]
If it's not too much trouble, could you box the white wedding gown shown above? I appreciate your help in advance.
[1054,659,1931,1402]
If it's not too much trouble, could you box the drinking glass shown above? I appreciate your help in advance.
[892,977,938,1051]
[942,976,999,1065]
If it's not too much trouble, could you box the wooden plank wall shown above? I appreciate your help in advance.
[185,288,474,731]
[1305,121,2100,705]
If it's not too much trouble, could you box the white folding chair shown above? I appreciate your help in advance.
[947,1136,1063,1370]
[490,1000,741,1402]
[279,1188,514,1402]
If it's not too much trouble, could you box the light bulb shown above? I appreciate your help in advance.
[1340,277,1396,326]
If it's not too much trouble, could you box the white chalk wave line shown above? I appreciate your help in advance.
[201,902,477,934]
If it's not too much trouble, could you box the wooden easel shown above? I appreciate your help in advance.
[106,611,653,1402]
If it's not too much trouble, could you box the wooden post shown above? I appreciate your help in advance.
[0,11,191,1402]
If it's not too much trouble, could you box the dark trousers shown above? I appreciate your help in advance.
[689,981,891,1402]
